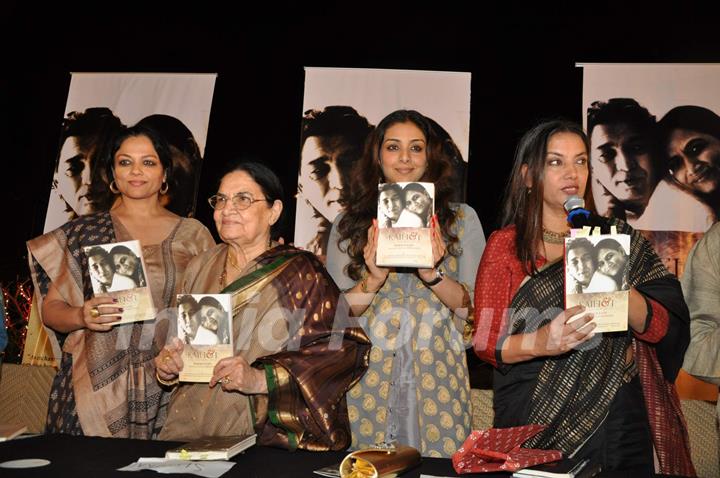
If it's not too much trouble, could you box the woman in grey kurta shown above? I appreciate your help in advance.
[681,221,720,424]
[326,110,485,457]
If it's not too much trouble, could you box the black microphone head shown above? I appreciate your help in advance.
[564,195,585,213]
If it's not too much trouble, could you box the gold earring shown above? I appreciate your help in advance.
[109,180,120,194]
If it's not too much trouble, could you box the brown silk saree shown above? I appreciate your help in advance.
[159,244,371,451]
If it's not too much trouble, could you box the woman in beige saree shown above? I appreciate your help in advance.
[155,161,371,450]
[27,125,214,438]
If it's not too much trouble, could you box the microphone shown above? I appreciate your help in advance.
[563,195,592,229]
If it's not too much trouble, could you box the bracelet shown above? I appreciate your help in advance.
[358,270,385,293]
[419,268,445,287]
[360,275,378,293]
[156,370,179,387]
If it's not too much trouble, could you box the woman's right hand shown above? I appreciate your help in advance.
[363,219,389,289]
[533,305,596,357]
[155,337,185,382]
[81,297,123,332]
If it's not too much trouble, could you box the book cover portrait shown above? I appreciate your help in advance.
[565,234,631,333]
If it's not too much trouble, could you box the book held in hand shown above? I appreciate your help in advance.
[564,231,631,333]
[177,294,234,382]
[83,239,155,325]
[376,182,434,268]
[165,434,256,460]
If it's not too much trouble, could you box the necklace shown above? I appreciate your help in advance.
[227,250,240,270]
[219,260,228,289]
[219,250,238,289]
[542,227,569,245]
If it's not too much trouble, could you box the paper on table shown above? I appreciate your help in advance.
[118,457,236,478]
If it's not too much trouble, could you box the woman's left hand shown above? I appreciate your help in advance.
[210,355,268,394]
[418,214,447,282]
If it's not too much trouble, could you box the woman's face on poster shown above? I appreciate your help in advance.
[404,188,431,216]
[665,128,720,195]
[597,246,627,278]
[200,305,220,332]
[113,252,138,276]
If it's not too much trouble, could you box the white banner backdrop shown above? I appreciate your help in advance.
[296,67,471,261]
[581,63,720,277]
[43,73,217,233]
[25,73,216,366]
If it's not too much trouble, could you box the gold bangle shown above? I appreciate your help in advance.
[360,276,371,293]
[360,274,382,294]
[156,370,179,387]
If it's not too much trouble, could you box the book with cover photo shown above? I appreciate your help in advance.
[177,293,234,382]
[376,181,434,268]
[83,239,155,325]
[564,232,631,333]
[165,433,256,460]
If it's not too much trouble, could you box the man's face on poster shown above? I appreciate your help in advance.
[56,137,95,217]
[567,245,595,287]
[88,253,114,287]
[178,301,199,336]
[299,135,352,222]
[590,122,655,208]
[379,189,403,223]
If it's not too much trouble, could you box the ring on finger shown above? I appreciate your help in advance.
[221,375,231,384]
[89,307,100,318]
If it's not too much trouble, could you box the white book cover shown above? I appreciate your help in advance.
[376,182,434,268]
[83,239,155,325]
[165,433,256,460]
[565,233,631,333]
[177,293,234,382]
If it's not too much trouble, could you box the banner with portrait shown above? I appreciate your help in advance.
[581,63,720,399]
[24,73,217,366]
[295,67,472,262]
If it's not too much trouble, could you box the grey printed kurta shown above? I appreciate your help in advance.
[681,220,720,422]
[326,204,485,457]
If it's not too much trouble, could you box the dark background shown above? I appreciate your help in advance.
[3,1,719,286]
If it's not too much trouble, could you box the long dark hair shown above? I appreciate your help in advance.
[337,109,459,281]
[501,119,592,276]
[137,114,203,217]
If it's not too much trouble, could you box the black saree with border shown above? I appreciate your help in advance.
[492,219,694,476]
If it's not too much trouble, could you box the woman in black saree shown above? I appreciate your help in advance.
[472,120,695,476]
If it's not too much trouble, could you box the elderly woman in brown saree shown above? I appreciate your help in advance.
[155,161,371,450]
[27,124,215,438]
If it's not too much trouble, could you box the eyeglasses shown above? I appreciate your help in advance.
[208,193,271,210]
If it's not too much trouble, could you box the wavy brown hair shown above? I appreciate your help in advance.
[501,119,594,276]
[336,110,461,280]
